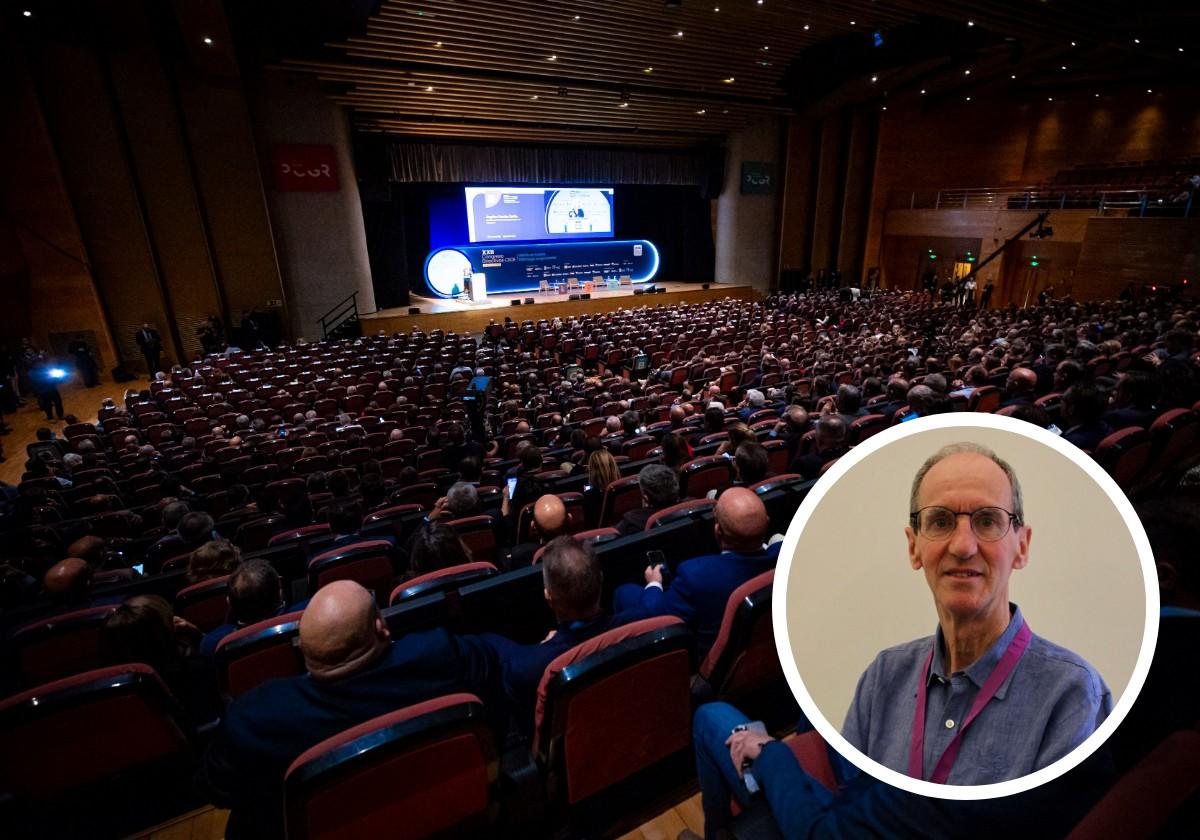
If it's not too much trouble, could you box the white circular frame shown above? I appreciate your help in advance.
[771,412,1159,800]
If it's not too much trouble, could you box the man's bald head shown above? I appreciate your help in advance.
[299,580,389,681]
[533,494,568,539]
[66,535,106,566]
[44,557,93,603]
[1006,366,1037,394]
[714,488,770,552]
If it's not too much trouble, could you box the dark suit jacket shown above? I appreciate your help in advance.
[198,629,502,840]
[136,329,162,354]
[628,543,780,657]
[479,612,630,732]
[793,445,849,481]
[1103,406,1157,430]
[616,505,657,535]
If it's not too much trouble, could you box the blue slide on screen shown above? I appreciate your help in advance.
[463,187,614,244]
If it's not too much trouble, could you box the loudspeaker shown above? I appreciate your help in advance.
[656,287,666,294]
[510,299,522,306]
[702,283,710,290]
[569,294,580,301]
[407,307,420,315]
[580,293,591,300]
[111,364,136,383]
[524,298,534,305]
[634,288,645,295]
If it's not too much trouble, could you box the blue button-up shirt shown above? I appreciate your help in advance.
[843,604,1112,784]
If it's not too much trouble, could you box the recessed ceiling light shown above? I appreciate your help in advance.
[964,69,971,75]
[713,5,720,11]
[1147,88,1153,93]
[1048,96,1054,101]
[870,75,878,83]
[676,31,684,37]
[757,0,764,5]
[1133,38,1140,44]
[548,55,557,61]
[1060,65,1067,70]
[850,21,856,26]
[762,45,769,51]
[426,86,434,92]
[531,95,539,100]
[644,67,653,73]
[619,102,629,108]
[22,9,31,16]
[920,89,926,94]
[573,15,580,20]
[967,20,975,27]
[965,96,972,101]
[882,105,888,110]
[202,36,214,45]
[696,108,707,115]
[803,24,810,30]
[724,77,735,83]
[1011,74,1017,79]
[1070,41,1077,47]
[1179,47,1185,53]
[1095,93,1100,98]
[433,41,442,48]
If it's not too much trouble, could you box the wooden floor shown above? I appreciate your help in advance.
[125,793,703,840]
[0,374,138,487]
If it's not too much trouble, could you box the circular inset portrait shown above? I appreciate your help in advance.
[774,413,1157,800]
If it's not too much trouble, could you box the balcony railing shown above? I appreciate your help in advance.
[889,186,1194,217]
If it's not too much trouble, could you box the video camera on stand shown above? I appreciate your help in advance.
[461,375,494,445]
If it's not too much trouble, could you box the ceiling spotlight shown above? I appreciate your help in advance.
[1048,96,1054,101]
[531,95,539,100]
[619,102,629,108]
[1011,74,1017,79]
[967,20,975,27]
[1179,47,1185,53]
[882,105,888,110]
[724,76,735,83]
[965,96,972,101]
[870,75,878,83]
[964,69,971,75]
[573,15,580,20]
[1070,41,1077,47]
[676,30,684,37]
[919,89,926,94]
[762,45,769,51]
[850,20,856,26]
[22,9,31,16]
[803,24,810,30]
[202,36,214,45]
[1133,38,1140,44]
[548,54,557,60]
[714,5,720,11]
[1147,88,1153,93]
[426,86,434,92]
[644,67,654,73]
[696,108,707,115]
[1095,93,1100,98]
[433,41,442,47]
[1061,65,1067,70]
[757,0,763,5]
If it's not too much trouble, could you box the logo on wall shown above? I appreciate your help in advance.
[270,144,340,191]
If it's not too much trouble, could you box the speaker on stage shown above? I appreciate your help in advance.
[408,307,420,315]
[510,299,521,306]
[580,293,591,300]
[656,287,666,294]
[702,283,710,290]
[634,288,644,295]
[568,294,580,301]
[524,298,534,305]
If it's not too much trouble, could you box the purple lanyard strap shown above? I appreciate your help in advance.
[907,620,1033,784]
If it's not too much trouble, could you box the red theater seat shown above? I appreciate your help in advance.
[284,694,497,840]
[214,610,306,700]
[388,561,499,605]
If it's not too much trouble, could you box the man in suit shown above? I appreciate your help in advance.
[1103,371,1159,429]
[197,580,502,839]
[481,535,629,731]
[611,488,779,657]
[792,415,849,480]
[135,323,163,377]
[999,367,1039,409]
[615,463,679,535]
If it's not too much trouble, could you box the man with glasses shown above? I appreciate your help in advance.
[843,442,1111,784]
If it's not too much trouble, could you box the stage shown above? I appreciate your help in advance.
[359,282,760,335]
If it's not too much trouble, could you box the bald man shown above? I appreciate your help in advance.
[611,488,780,657]
[43,557,93,606]
[507,494,568,567]
[1001,366,1039,408]
[198,580,502,839]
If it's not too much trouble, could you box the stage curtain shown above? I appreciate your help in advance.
[386,142,716,187]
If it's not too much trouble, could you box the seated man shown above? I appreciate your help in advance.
[508,494,569,568]
[792,415,848,481]
[1000,367,1039,408]
[198,580,502,839]
[327,499,397,549]
[616,463,680,535]
[199,559,303,657]
[480,536,629,730]
[1103,370,1159,430]
[612,488,779,657]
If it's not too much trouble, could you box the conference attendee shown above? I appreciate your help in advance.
[407,521,471,578]
[481,536,630,730]
[1060,384,1113,451]
[197,580,502,839]
[1103,370,1159,429]
[199,558,299,657]
[1000,367,1039,408]
[30,355,66,421]
[770,406,809,462]
[615,463,679,535]
[792,415,848,480]
[186,538,239,585]
[844,443,1111,784]
[102,594,220,726]
[709,441,769,499]
[830,384,869,426]
[979,279,995,309]
[508,494,569,567]
[328,499,396,549]
[136,322,164,377]
[612,488,779,657]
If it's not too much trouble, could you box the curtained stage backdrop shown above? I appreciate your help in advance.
[357,139,721,311]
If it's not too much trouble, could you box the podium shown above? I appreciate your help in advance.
[469,272,488,303]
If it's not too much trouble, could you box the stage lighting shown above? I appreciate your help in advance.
[48,368,67,380]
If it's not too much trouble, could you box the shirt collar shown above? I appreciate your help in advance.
[930,604,1025,697]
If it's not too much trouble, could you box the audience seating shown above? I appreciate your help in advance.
[389,562,500,605]
[175,574,232,633]
[214,610,306,700]
[533,616,693,806]
[645,498,716,529]
[1094,427,1153,489]
[10,604,119,687]
[679,456,733,499]
[308,540,397,606]
[446,515,500,564]
[283,693,498,840]
[597,475,642,526]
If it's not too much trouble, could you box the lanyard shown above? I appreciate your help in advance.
[907,619,1032,784]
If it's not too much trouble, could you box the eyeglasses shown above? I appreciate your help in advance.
[909,506,1021,542]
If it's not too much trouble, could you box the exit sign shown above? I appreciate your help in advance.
[741,162,776,195]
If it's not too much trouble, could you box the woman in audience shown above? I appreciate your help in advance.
[587,448,620,494]
[101,594,221,725]
[408,521,471,577]
[659,433,692,474]
[186,539,240,584]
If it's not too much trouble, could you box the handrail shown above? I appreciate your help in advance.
[889,186,1194,217]
[319,291,359,339]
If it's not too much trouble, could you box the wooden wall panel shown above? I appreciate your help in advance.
[809,113,849,272]
[1074,219,1200,301]
[777,116,818,275]
[837,107,878,285]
